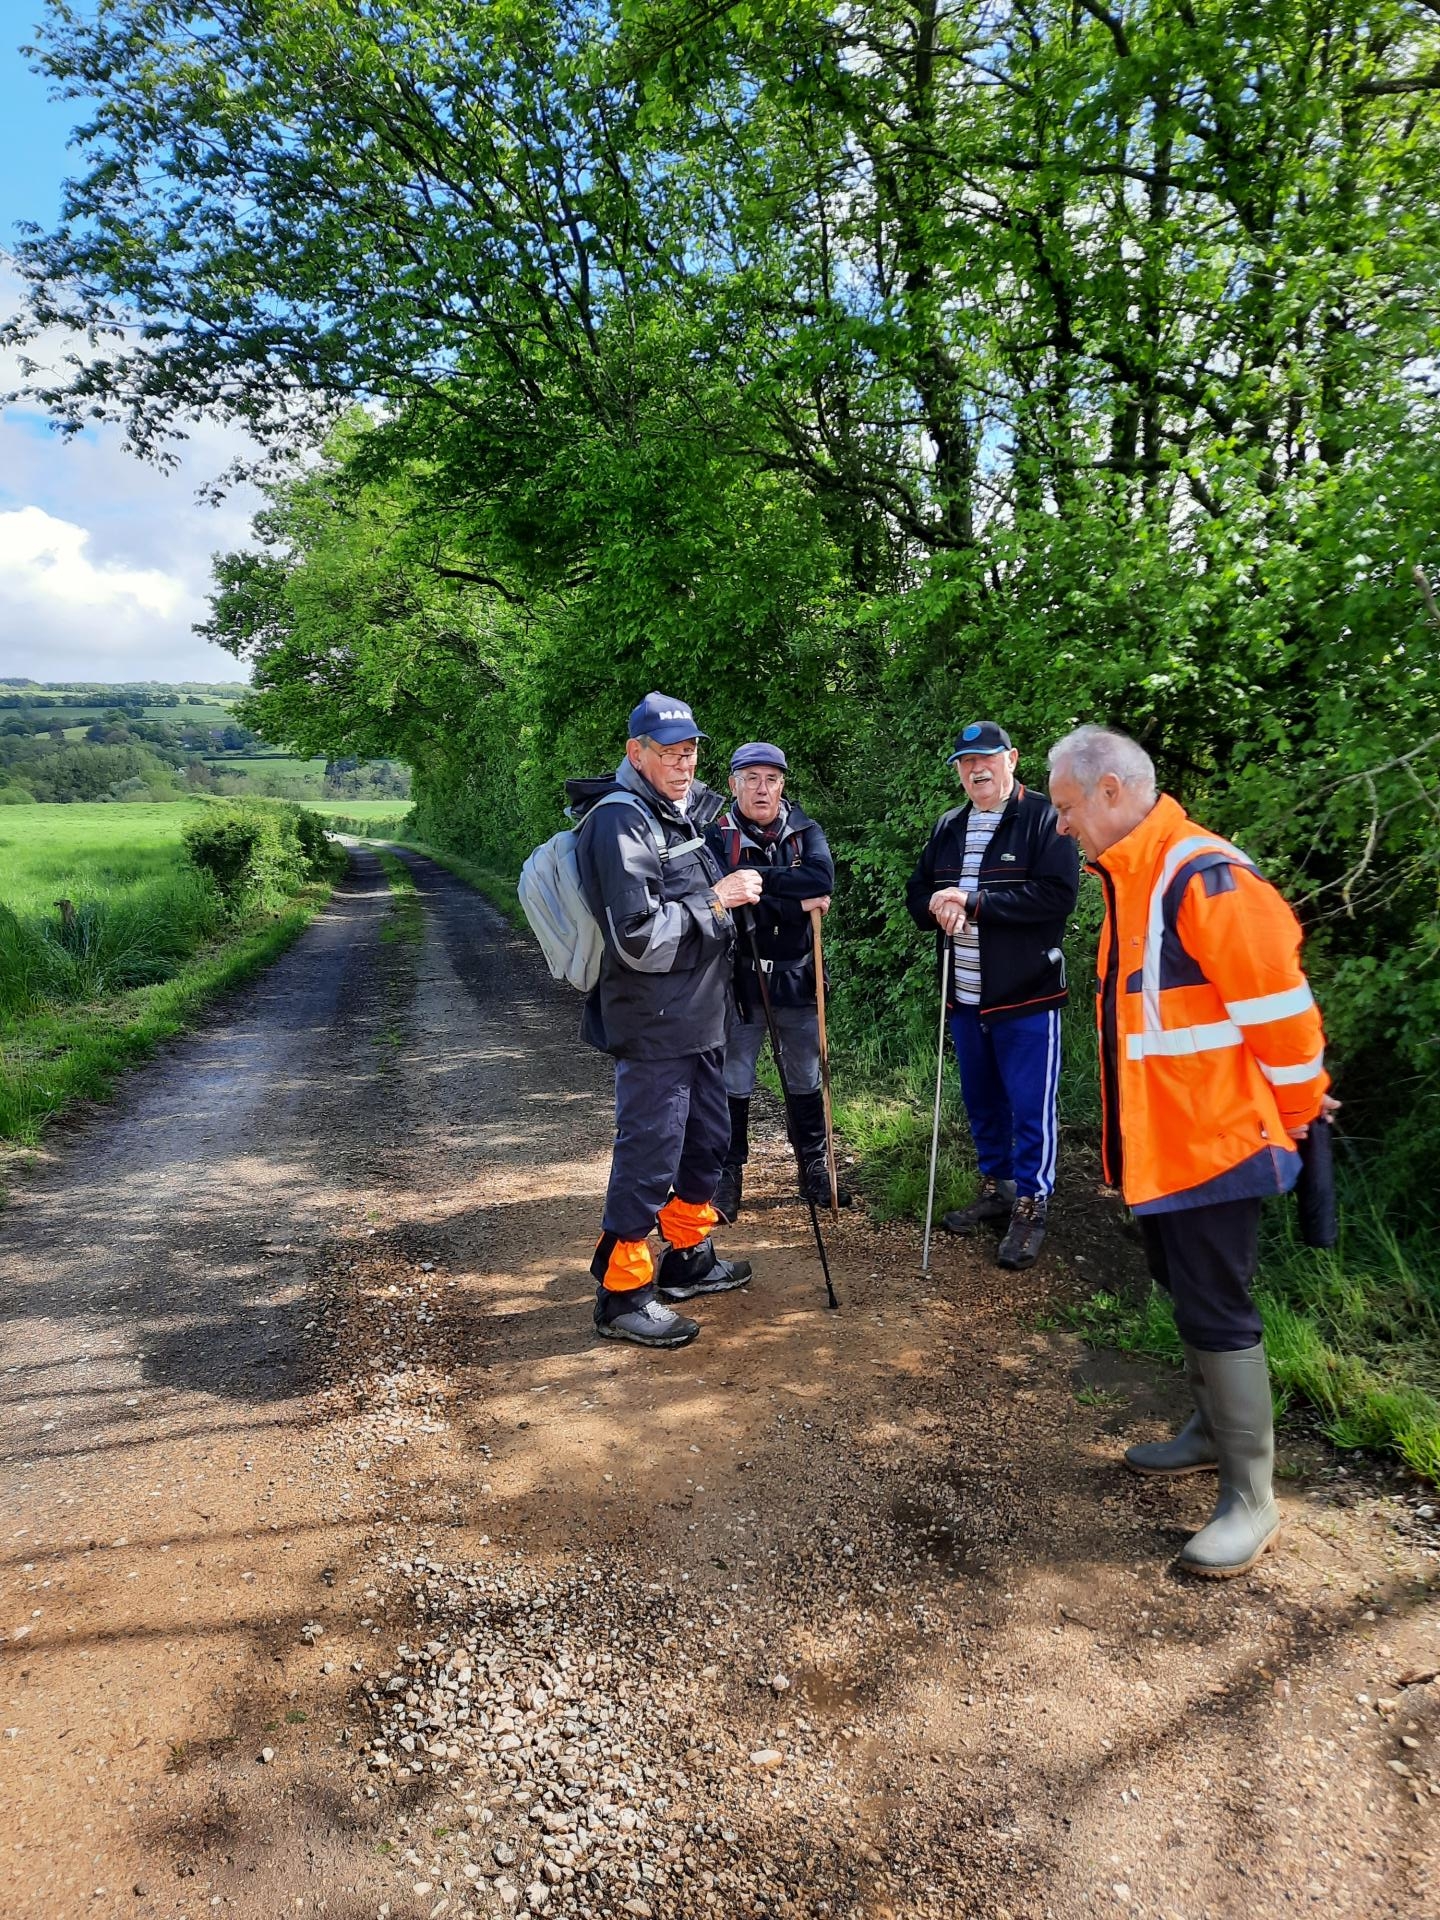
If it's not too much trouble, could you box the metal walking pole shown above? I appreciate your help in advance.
[744,915,840,1310]
[809,905,839,1218]
[920,943,952,1279]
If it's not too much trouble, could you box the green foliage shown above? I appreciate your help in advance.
[181,802,342,914]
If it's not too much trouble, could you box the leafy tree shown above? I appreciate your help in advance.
[9,0,1440,1194]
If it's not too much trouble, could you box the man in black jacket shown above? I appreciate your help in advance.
[906,721,1080,1268]
[704,742,845,1221]
[568,692,762,1349]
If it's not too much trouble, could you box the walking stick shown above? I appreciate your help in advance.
[743,915,840,1310]
[809,905,839,1218]
[920,943,951,1278]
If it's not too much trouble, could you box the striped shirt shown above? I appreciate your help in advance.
[952,806,1004,1005]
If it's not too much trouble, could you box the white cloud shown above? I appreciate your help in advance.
[0,504,184,615]
[0,259,266,683]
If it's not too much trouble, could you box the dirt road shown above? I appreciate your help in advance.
[2,848,1436,1920]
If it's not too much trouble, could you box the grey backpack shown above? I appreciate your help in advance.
[517,793,703,991]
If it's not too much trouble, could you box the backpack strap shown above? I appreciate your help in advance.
[583,790,703,862]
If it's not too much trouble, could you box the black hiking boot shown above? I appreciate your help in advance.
[800,1154,852,1209]
[713,1162,744,1225]
[656,1238,752,1302]
[593,1284,700,1349]
[942,1176,1016,1235]
[997,1194,1048,1270]
[787,1089,851,1207]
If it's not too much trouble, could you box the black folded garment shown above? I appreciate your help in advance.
[1295,1116,1339,1249]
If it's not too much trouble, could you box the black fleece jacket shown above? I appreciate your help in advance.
[905,783,1079,1022]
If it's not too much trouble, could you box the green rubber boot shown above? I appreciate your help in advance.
[1177,1342,1281,1579]
[1124,1346,1219,1476]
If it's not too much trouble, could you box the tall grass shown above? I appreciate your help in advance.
[0,871,223,1016]
[0,802,341,1145]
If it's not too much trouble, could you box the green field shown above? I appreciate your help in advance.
[201,754,323,773]
[303,799,414,820]
[0,801,211,914]
[0,801,340,1146]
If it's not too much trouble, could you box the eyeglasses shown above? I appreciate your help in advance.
[736,771,784,788]
[649,742,700,768]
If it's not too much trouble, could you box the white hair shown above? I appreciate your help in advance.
[1048,725,1157,802]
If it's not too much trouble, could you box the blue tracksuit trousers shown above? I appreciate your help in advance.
[948,1005,1061,1199]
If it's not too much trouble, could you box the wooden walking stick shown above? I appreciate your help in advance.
[809,905,839,1218]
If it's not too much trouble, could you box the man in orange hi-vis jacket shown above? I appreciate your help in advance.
[1048,725,1336,1578]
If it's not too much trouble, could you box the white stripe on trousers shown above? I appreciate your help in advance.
[1036,1007,1061,1198]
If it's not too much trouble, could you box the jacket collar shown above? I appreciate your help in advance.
[1090,792,1187,881]
[614,758,726,830]
[722,797,811,848]
[950,781,1024,828]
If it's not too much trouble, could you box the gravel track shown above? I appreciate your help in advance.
[1,846,1435,1920]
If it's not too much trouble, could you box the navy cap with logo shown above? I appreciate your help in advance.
[628,691,707,746]
[946,720,1013,762]
[730,741,788,773]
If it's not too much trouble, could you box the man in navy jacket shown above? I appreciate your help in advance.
[905,721,1080,1268]
[704,741,844,1221]
[569,693,762,1349]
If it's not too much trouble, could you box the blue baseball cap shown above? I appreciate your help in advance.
[730,741,788,773]
[947,720,1012,761]
[628,691,707,745]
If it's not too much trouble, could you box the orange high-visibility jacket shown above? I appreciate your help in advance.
[1091,794,1329,1214]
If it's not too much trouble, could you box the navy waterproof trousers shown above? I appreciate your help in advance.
[602,1047,730,1242]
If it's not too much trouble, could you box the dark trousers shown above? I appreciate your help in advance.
[949,1005,1062,1199]
[1138,1198,1264,1352]
[602,1047,730,1241]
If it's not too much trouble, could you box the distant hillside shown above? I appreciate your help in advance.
[0,681,409,806]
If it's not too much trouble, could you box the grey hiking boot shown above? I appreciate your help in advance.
[997,1194,1048,1269]
[1177,1342,1281,1578]
[942,1177,1016,1234]
[656,1238,752,1302]
[1125,1346,1219,1476]
[594,1285,699,1349]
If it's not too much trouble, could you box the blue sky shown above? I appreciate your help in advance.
[0,2,75,240]
[0,1,260,683]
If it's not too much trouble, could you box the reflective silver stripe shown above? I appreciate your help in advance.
[606,902,683,974]
[1225,981,1314,1026]
[1140,832,1250,1036]
[1255,1051,1325,1086]
[1126,1020,1243,1060]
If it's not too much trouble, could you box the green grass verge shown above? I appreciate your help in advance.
[0,880,335,1147]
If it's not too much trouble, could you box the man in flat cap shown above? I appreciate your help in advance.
[906,721,1079,1268]
[566,693,762,1348]
[705,741,846,1220]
